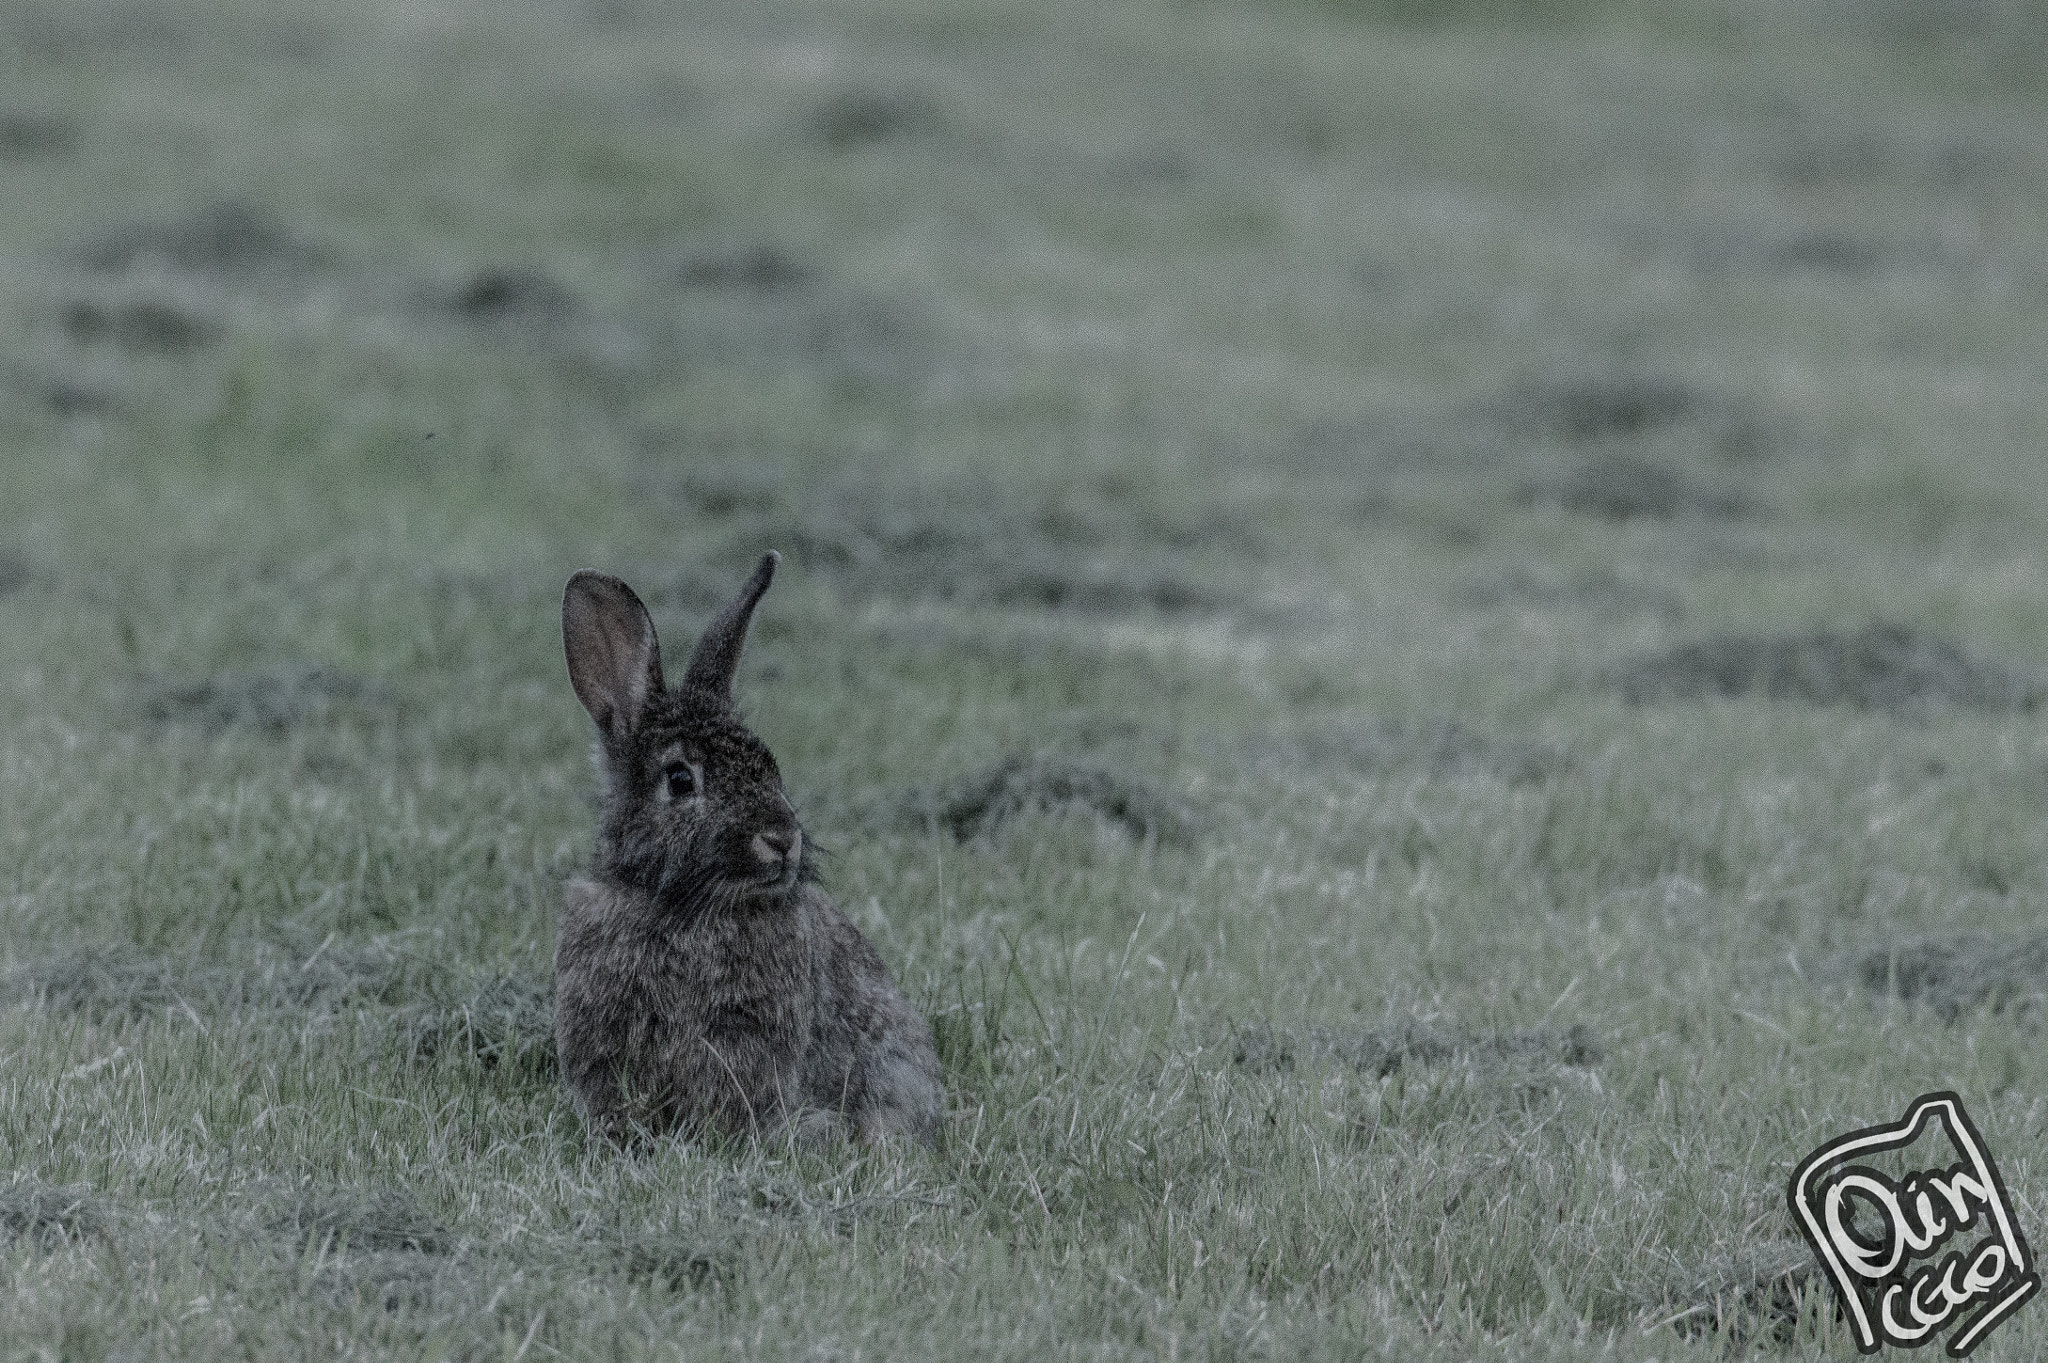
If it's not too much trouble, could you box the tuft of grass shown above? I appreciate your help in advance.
[1229,1019,1602,1077]
[0,943,198,1022]
[0,1178,105,1249]
[265,1184,452,1256]
[1843,932,2048,1023]
[400,972,558,1076]
[899,754,1195,846]
[1639,1240,1824,1350]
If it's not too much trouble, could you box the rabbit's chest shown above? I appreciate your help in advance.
[641,914,815,1045]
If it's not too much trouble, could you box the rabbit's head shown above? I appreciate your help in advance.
[562,553,810,911]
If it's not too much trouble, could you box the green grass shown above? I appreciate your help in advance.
[2,0,2047,1356]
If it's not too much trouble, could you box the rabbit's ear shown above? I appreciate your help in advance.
[563,571,664,736]
[681,551,778,707]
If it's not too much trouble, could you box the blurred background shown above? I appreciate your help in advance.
[6,0,2046,834]
[2,0,2047,1354]
[3,0,2045,655]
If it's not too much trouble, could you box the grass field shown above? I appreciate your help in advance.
[3,0,2047,1356]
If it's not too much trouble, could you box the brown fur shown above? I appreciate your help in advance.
[554,554,942,1146]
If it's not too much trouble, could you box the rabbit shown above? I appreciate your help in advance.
[553,552,942,1147]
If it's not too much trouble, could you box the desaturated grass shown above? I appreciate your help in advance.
[1,0,2046,1357]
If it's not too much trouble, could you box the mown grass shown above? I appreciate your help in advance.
[2,0,2046,1357]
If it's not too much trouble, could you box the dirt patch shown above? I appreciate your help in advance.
[0,1178,106,1249]
[671,241,812,291]
[1641,1240,1820,1349]
[0,549,29,598]
[5,354,125,415]
[63,297,220,353]
[138,663,389,735]
[1842,932,2048,1022]
[813,89,941,148]
[0,111,76,159]
[977,564,1226,613]
[309,1250,450,1314]
[1772,232,1885,276]
[899,755,1194,846]
[1229,1020,1601,1077]
[268,1184,450,1255]
[444,266,579,323]
[1491,374,1773,461]
[1606,623,2045,715]
[1516,454,1753,521]
[37,375,122,416]
[1503,376,1701,442]
[618,1237,733,1292]
[1285,715,1571,786]
[76,200,328,276]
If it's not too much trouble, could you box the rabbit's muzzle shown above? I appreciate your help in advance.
[750,825,802,889]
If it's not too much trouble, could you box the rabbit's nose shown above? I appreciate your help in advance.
[751,827,799,872]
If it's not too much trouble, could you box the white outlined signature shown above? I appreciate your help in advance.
[1789,1092,2038,1357]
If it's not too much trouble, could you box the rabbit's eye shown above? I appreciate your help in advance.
[661,763,698,801]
